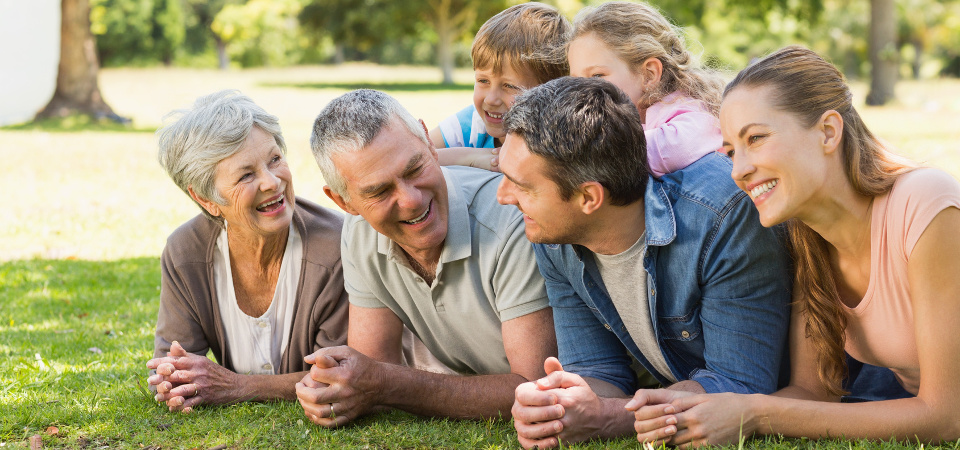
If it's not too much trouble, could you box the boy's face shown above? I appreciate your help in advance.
[473,63,540,140]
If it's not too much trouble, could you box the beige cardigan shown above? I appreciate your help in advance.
[153,197,348,374]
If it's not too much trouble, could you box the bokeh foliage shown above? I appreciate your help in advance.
[88,0,960,78]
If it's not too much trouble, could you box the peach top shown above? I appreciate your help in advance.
[843,168,960,395]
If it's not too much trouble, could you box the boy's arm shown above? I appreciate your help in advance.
[437,146,500,172]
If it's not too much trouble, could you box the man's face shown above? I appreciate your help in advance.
[496,134,585,244]
[327,119,449,257]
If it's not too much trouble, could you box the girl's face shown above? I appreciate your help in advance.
[568,33,648,112]
[720,85,835,227]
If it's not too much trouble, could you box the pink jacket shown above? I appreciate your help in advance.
[644,91,721,177]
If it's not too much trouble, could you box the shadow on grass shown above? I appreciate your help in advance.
[1,115,156,133]
[261,81,474,92]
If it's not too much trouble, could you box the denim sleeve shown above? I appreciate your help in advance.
[533,244,637,395]
[694,195,791,394]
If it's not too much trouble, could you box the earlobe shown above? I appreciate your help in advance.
[323,186,359,216]
[641,57,664,90]
[820,110,844,154]
[188,186,221,217]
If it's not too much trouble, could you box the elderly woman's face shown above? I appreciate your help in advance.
[212,126,295,237]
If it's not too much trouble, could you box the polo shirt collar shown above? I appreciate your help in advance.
[375,166,473,264]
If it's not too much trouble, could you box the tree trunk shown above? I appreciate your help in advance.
[435,3,456,85]
[437,24,455,85]
[911,39,923,80]
[865,0,898,106]
[36,0,117,120]
[215,34,229,70]
[333,43,345,65]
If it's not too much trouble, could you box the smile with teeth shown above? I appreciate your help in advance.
[486,111,504,120]
[401,202,431,225]
[256,193,285,212]
[750,180,778,199]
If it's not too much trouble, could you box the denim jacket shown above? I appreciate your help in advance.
[533,153,791,395]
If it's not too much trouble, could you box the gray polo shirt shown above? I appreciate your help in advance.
[342,166,549,375]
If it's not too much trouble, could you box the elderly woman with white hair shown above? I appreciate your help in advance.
[146,90,347,412]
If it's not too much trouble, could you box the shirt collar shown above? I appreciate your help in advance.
[644,176,677,246]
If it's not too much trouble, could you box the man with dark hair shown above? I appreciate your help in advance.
[496,77,791,448]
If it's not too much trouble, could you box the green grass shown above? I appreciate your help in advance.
[1,64,959,448]
[2,114,155,133]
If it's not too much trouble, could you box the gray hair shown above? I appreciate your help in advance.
[504,76,649,206]
[310,89,428,200]
[157,90,286,226]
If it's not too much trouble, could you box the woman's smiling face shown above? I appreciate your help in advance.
[721,85,834,227]
[208,125,295,237]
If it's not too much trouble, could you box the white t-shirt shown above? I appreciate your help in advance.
[213,223,302,375]
[594,232,677,383]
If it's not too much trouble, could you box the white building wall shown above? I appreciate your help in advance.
[0,0,60,126]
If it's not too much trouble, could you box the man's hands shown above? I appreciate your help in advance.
[296,346,386,428]
[512,357,623,449]
[146,341,240,412]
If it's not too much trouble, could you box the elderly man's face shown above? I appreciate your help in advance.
[327,119,448,258]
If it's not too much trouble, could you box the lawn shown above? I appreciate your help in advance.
[1,64,959,448]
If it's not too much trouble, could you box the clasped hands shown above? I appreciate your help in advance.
[146,340,237,413]
[296,345,383,428]
[512,357,720,449]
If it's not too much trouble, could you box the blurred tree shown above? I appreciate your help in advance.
[184,0,242,70]
[696,0,898,105]
[212,0,309,67]
[90,0,185,66]
[300,0,514,83]
[422,0,512,84]
[933,2,960,77]
[897,0,960,79]
[299,0,414,64]
[36,0,123,122]
[866,0,897,105]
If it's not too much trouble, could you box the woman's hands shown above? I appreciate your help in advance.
[146,341,241,412]
[628,392,760,448]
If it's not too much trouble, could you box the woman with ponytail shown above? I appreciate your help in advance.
[627,46,960,446]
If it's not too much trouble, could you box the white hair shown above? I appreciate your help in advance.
[157,90,285,226]
[310,89,428,200]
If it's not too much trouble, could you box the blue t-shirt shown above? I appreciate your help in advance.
[438,105,497,149]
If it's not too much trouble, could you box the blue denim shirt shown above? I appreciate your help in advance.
[533,153,791,395]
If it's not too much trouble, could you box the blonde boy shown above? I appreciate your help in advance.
[429,2,570,169]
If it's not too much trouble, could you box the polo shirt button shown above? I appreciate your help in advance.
[257,321,267,328]
[681,330,690,338]
[604,324,611,330]
[262,363,272,370]
[650,289,656,296]
[416,277,423,283]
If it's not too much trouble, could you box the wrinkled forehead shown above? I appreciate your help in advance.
[338,126,437,189]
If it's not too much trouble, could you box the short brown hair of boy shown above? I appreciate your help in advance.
[471,2,571,85]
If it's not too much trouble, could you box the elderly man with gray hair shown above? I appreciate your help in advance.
[295,89,556,426]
